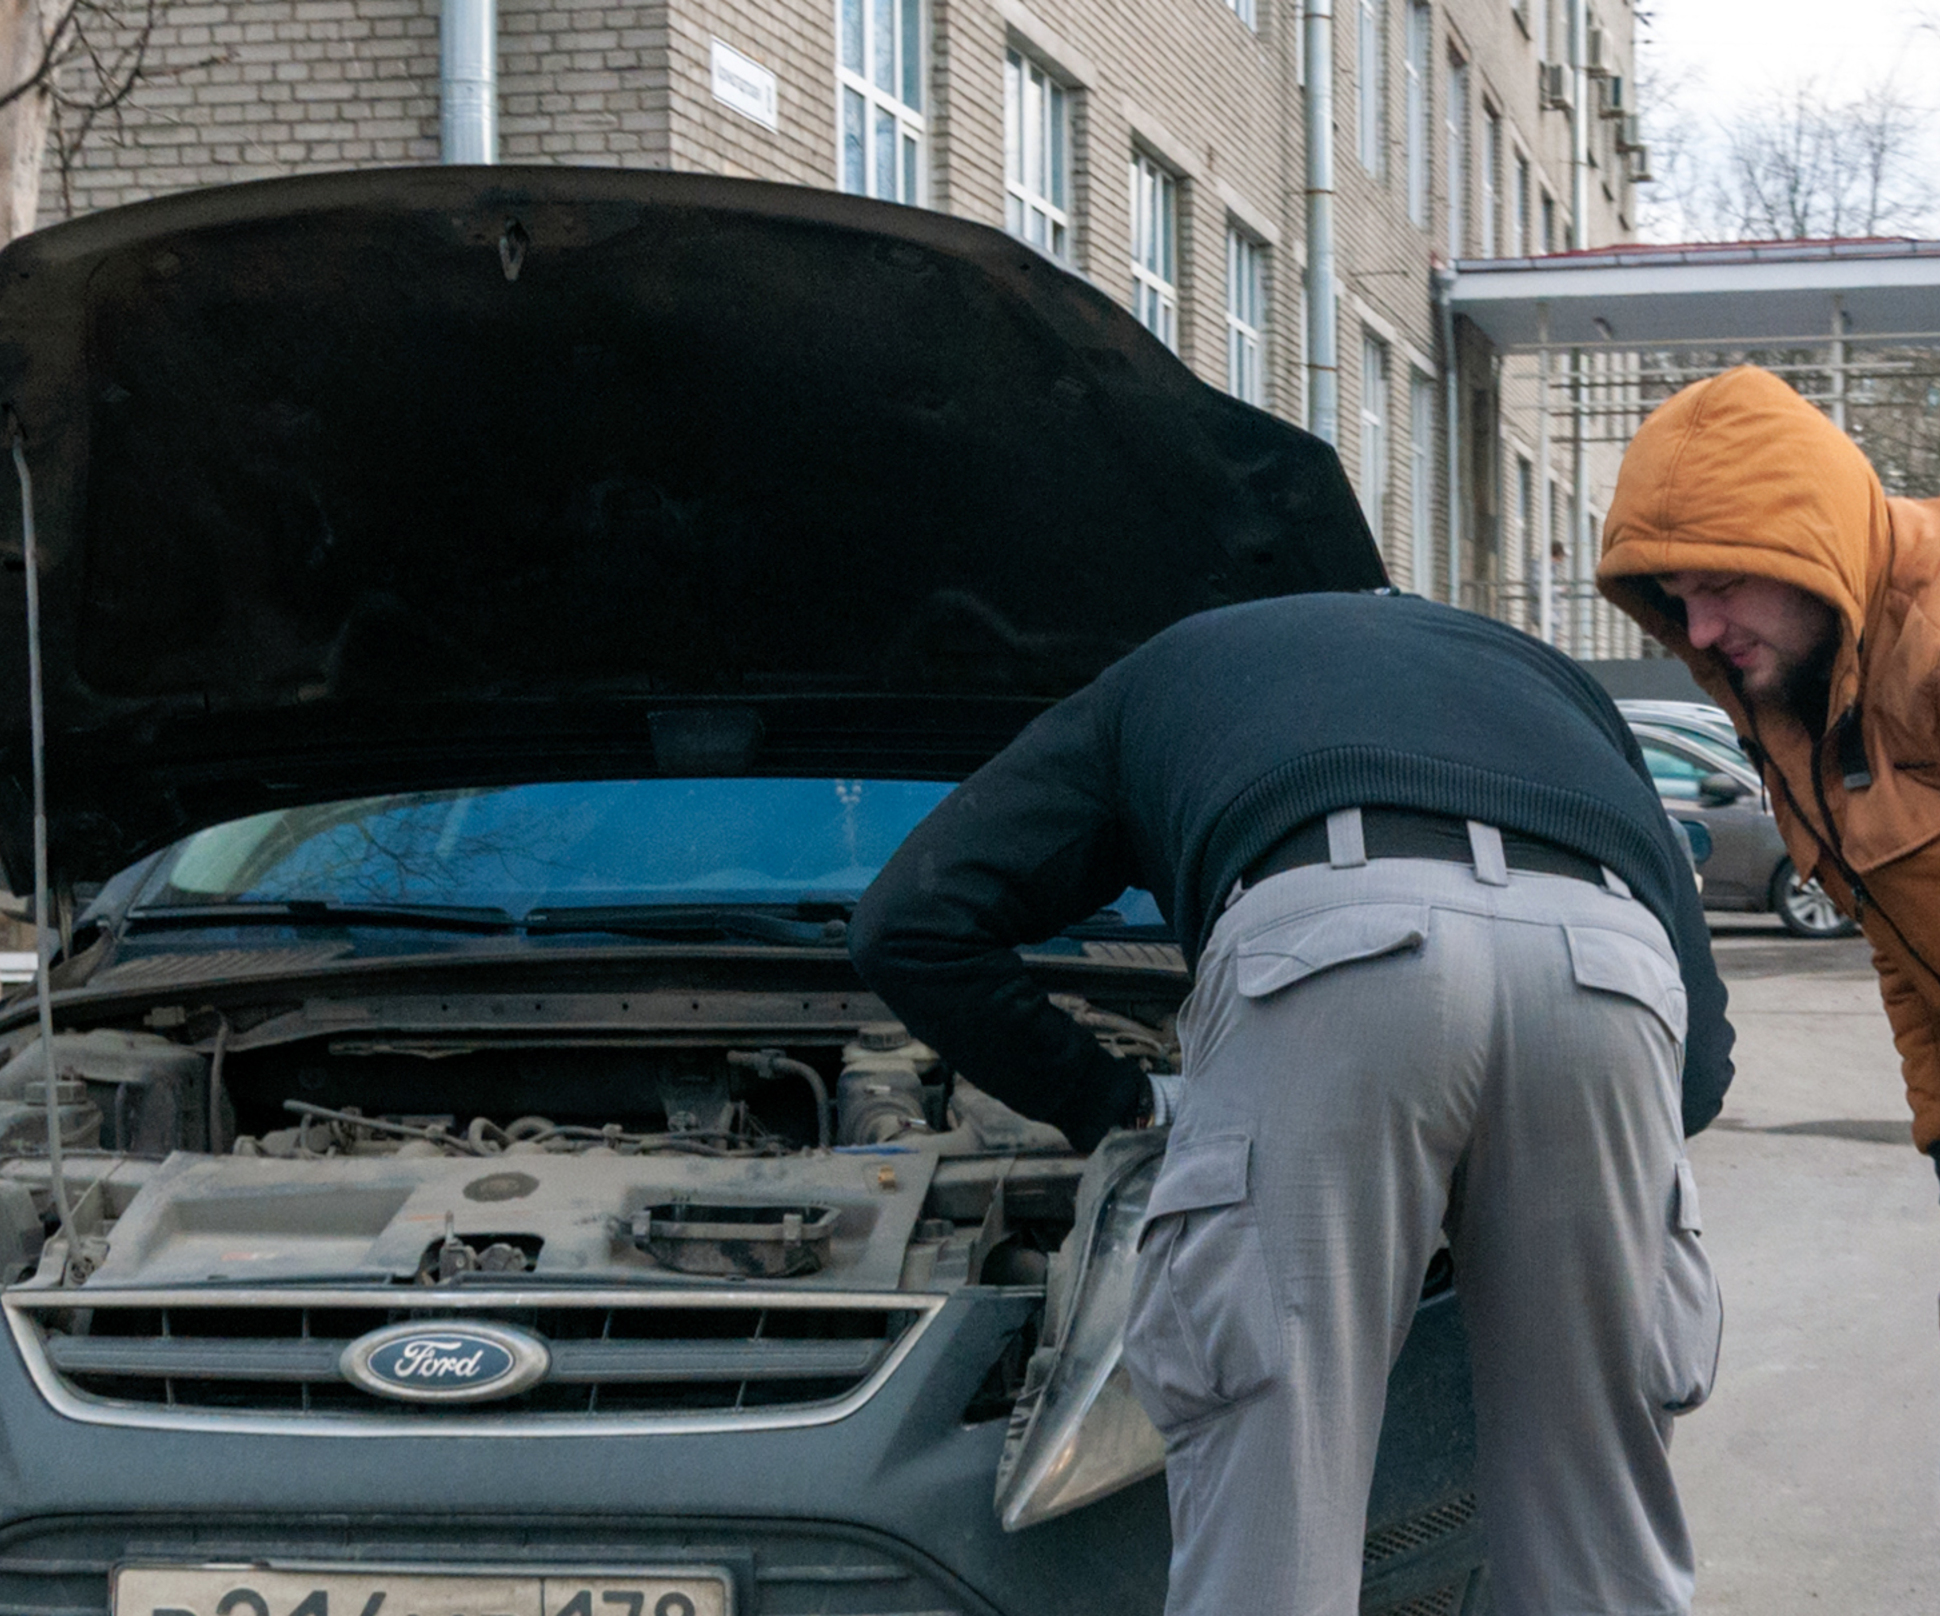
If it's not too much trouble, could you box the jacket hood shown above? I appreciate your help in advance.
[0,167,1384,890]
[1596,364,1891,724]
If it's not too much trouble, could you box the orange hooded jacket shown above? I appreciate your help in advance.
[1598,364,1940,1151]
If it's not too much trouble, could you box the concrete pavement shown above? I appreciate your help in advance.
[1681,919,1940,1613]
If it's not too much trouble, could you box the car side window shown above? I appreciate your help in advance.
[1642,743,1708,802]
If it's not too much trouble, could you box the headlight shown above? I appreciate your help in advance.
[993,1130,1167,1531]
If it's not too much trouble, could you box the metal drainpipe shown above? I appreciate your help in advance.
[1569,0,1588,247]
[1304,0,1338,447]
[441,0,498,165]
[1434,266,1461,608]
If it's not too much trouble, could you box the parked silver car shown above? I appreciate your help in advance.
[1621,705,1855,939]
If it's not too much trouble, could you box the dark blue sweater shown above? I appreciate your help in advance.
[850,592,1733,1148]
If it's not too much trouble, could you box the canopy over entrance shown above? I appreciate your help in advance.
[1451,237,1940,350]
[1440,237,1940,659]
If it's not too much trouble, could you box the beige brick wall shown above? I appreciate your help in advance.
[41,1,442,220]
[30,0,1641,641]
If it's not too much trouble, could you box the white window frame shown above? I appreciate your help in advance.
[1130,150,1178,350]
[1540,189,1556,254]
[1513,151,1530,256]
[1357,0,1386,175]
[1224,0,1258,28]
[1445,52,1469,258]
[1005,49,1072,261]
[1226,227,1266,406]
[1360,331,1391,543]
[1481,108,1501,256]
[1410,368,1435,595]
[1516,453,1535,577]
[1404,1,1430,227]
[838,0,926,204]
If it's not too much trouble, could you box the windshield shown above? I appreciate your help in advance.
[130,779,1166,931]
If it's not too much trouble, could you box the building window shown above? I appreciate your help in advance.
[1130,151,1178,349]
[1540,189,1556,253]
[1357,0,1386,175]
[1481,109,1501,255]
[1360,332,1390,542]
[1227,228,1266,406]
[839,0,924,203]
[1516,452,1535,579]
[1404,1,1430,227]
[1444,52,1468,257]
[1410,368,1435,596]
[1005,50,1072,260]
[1226,0,1258,27]
[1513,152,1530,255]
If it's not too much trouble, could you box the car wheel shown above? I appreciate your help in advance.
[1772,858,1859,939]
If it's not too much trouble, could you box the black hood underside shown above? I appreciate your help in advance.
[0,167,1384,886]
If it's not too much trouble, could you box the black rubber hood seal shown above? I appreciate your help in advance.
[0,167,1384,886]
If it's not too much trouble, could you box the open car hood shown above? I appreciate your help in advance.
[0,167,1384,888]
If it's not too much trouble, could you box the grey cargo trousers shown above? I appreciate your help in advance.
[1121,813,1721,1616]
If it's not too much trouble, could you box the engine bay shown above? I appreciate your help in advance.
[0,984,1182,1295]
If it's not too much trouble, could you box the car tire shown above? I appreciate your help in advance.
[1772,858,1859,939]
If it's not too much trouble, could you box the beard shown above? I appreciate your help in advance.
[1726,623,1841,733]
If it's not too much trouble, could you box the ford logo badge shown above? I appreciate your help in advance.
[340,1321,550,1404]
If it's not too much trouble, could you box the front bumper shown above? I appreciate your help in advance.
[0,1288,1484,1616]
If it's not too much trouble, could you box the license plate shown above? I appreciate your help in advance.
[113,1567,731,1616]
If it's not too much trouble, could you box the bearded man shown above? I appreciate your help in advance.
[1599,362,1940,1174]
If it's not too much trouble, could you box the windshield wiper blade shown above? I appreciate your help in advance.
[128,899,518,932]
[523,903,849,946]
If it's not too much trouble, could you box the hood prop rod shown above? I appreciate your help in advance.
[8,424,79,1261]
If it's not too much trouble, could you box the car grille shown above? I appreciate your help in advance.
[0,1518,996,1616]
[3,1288,937,1434]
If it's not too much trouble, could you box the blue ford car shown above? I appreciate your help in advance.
[0,170,1489,1616]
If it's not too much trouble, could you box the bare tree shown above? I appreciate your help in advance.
[1631,52,1707,242]
[0,0,166,248]
[1635,3,1938,247]
[1705,77,1934,241]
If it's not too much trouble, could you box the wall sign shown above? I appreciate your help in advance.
[710,40,779,132]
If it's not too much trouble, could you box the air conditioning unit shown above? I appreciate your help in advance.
[1616,114,1643,153]
[1598,75,1628,119]
[1628,144,1653,184]
[1540,62,1573,111]
[1584,26,1612,77]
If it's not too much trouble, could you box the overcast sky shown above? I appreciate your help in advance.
[1642,0,1940,112]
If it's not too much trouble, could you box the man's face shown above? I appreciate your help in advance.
[1657,571,1841,705]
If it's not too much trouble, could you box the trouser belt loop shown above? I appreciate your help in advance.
[1327,808,1368,869]
[1602,865,1632,898]
[1467,820,1511,886]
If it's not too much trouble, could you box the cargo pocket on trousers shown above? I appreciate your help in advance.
[1645,1157,1723,1416]
[1124,1133,1283,1434]
[1235,904,1429,1000]
[1565,924,1690,1050]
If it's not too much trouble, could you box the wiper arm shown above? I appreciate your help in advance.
[523,903,850,946]
[127,899,518,932]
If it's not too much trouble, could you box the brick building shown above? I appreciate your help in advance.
[40,0,1646,643]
